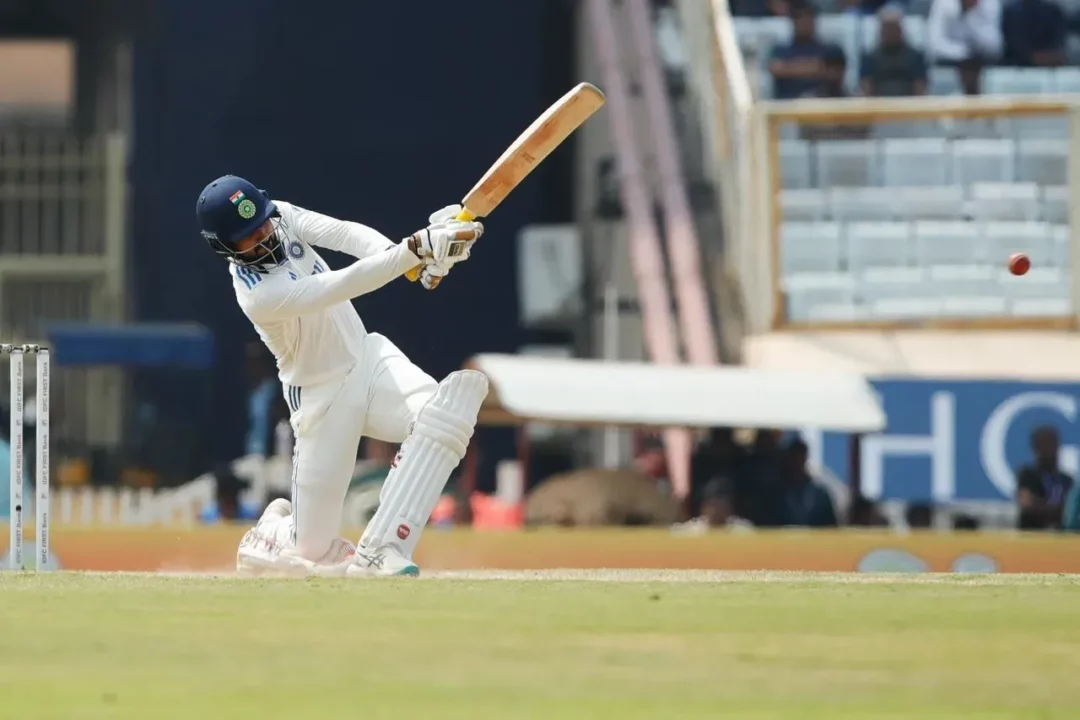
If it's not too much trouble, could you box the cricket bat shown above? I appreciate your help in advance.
[406,81,606,281]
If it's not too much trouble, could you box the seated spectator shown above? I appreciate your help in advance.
[1016,425,1074,530]
[861,8,929,96]
[953,514,980,531]
[671,477,755,534]
[846,0,911,15]
[800,50,872,140]
[1001,0,1067,67]
[928,0,1003,94]
[700,478,741,527]
[732,0,790,17]
[762,438,838,527]
[744,428,784,523]
[849,494,889,526]
[690,427,745,517]
[905,501,934,528]
[807,46,852,99]
[635,435,669,486]
[768,2,846,99]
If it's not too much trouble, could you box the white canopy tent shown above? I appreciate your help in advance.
[745,331,1080,381]
[465,354,886,433]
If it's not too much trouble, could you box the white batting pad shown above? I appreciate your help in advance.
[360,369,488,557]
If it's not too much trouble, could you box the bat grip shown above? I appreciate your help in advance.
[406,207,477,282]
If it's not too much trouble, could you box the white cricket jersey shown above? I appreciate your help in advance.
[231,201,421,387]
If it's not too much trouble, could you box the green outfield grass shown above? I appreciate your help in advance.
[1,572,1078,718]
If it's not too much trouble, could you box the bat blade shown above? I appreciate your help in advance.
[460,81,605,219]
[407,82,605,283]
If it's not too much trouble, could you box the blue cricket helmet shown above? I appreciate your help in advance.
[196,175,279,262]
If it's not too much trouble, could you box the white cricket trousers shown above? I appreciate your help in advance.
[283,332,437,560]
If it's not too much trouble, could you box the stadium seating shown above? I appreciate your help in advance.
[779,184,1072,321]
[743,10,1077,322]
[735,13,1080,102]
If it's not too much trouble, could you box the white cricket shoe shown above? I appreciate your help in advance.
[262,497,293,521]
[236,499,356,578]
[346,543,420,578]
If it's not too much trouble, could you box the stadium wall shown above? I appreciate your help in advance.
[2,527,1077,574]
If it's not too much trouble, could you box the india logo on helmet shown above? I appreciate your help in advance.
[229,190,257,220]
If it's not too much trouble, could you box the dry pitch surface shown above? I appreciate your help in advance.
[1,570,1078,718]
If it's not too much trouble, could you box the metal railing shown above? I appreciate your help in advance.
[0,130,128,448]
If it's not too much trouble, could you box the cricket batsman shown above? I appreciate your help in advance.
[196,175,488,577]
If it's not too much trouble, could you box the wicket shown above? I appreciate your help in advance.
[2,344,50,571]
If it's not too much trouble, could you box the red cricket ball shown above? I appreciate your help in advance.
[1008,253,1031,276]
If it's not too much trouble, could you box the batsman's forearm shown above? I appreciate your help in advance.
[322,242,422,299]
[273,243,421,315]
[326,221,398,259]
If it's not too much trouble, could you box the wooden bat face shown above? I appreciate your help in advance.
[405,83,604,284]
[460,82,605,219]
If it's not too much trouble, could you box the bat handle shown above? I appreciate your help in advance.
[405,207,478,282]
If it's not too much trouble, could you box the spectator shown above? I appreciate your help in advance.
[847,0,911,15]
[906,501,934,528]
[690,427,744,517]
[635,435,669,487]
[953,514,980,530]
[907,500,933,528]
[1001,0,1067,67]
[800,49,872,140]
[768,2,846,100]
[861,8,929,96]
[1015,425,1074,530]
[671,476,755,534]
[849,494,889,526]
[703,478,755,528]
[700,478,737,526]
[744,428,784,523]
[928,0,1004,94]
[764,438,838,527]
[807,46,852,98]
[732,0,790,17]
